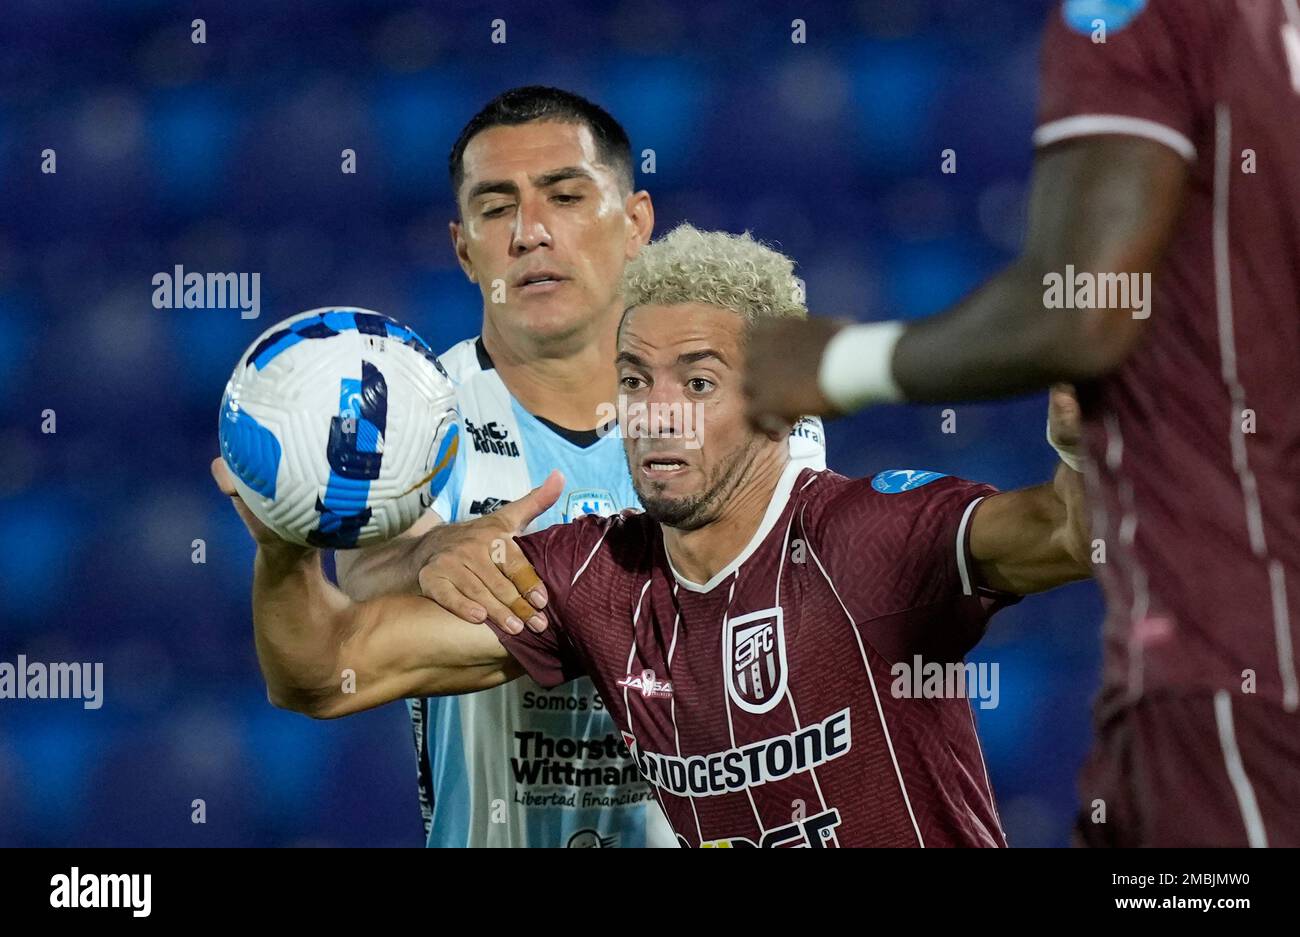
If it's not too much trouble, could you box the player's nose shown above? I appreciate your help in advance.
[509,199,553,254]
[644,388,687,436]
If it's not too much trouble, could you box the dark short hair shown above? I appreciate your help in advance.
[448,86,635,202]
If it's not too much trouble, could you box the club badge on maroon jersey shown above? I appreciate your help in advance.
[725,607,788,714]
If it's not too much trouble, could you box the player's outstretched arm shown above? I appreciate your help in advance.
[892,136,1186,398]
[968,387,1092,595]
[969,467,1090,595]
[745,135,1188,423]
[335,474,562,635]
[212,459,524,719]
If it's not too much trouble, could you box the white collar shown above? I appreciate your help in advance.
[664,459,803,594]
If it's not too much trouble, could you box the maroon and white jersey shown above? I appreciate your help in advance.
[490,463,1018,847]
[1036,0,1300,718]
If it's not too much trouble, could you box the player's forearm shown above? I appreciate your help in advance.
[822,140,1182,411]
[333,534,425,602]
[817,263,1127,413]
[1051,461,1091,572]
[890,261,1121,402]
[324,593,523,717]
[252,543,518,718]
[971,471,1092,595]
[250,543,354,715]
[334,509,445,602]
[1020,466,1093,591]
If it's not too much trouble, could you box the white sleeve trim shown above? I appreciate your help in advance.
[571,525,612,587]
[1033,114,1196,162]
[955,496,986,597]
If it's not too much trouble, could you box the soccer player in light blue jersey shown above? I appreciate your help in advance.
[333,87,825,847]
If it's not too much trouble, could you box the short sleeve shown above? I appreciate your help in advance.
[884,475,1004,606]
[482,516,609,688]
[1035,0,1207,162]
[805,472,1019,660]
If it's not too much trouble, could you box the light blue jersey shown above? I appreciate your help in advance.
[410,337,825,847]
[412,337,660,848]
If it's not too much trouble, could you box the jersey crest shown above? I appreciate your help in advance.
[564,488,617,522]
[724,606,789,714]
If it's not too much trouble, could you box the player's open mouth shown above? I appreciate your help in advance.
[640,456,688,477]
[515,271,568,294]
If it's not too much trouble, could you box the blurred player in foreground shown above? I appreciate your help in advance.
[214,225,1093,847]
[745,0,1300,846]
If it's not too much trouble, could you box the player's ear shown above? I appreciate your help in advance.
[624,190,654,259]
[449,219,477,283]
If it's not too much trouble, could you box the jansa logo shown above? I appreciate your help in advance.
[617,669,673,699]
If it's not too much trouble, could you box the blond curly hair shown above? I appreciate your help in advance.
[621,223,807,322]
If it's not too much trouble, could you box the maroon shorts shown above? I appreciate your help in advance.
[1074,691,1300,847]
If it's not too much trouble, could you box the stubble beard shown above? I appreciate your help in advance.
[634,436,761,531]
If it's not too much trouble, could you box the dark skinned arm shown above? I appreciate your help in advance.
[744,135,1191,421]
[894,135,1188,399]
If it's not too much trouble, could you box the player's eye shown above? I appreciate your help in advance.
[687,377,715,395]
[481,203,514,218]
[620,375,646,392]
[551,193,583,205]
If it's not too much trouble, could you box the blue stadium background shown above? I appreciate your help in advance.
[0,0,1104,846]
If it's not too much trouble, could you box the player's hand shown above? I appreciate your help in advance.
[211,455,279,546]
[413,470,564,635]
[210,456,311,560]
[744,316,848,431]
[1047,383,1082,452]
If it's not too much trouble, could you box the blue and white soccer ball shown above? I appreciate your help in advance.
[219,307,459,548]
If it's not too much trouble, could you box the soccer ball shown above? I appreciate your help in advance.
[218,307,458,548]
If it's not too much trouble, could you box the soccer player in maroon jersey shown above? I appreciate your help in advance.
[214,224,1094,847]
[744,0,1300,846]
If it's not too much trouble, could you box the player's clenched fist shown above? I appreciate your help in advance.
[743,316,847,430]
[409,471,563,636]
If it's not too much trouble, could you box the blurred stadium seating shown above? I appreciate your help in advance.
[0,0,1103,846]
